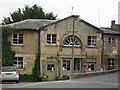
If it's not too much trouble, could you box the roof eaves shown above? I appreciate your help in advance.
[100,28,120,35]
[80,19,103,33]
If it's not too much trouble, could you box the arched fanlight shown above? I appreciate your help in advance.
[63,36,81,47]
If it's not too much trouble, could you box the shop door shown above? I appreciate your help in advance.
[47,63,56,81]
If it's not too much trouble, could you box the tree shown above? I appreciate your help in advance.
[2,4,57,24]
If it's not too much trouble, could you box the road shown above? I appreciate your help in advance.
[1,71,119,88]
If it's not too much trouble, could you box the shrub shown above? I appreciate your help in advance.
[19,74,35,82]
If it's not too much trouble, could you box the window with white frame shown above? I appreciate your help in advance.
[87,63,95,71]
[88,36,97,47]
[108,58,115,68]
[13,57,23,69]
[63,36,81,47]
[63,60,70,70]
[47,34,56,45]
[109,37,115,44]
[13,34,23,45]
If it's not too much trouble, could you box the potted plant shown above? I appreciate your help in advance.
[39,74,48,81]
[56,73,69,80]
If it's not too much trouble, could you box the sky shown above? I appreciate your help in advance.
[0,0,119,27]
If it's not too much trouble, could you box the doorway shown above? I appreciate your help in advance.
[46,63,56,81]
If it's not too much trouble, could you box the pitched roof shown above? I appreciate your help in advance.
[2,19,57,29]
[100,27,120,35]
[1,15,120,35]
[40,15,79,29]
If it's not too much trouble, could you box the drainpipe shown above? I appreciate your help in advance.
[37,28,41,74]
[101,33,105,69]
[71,18,77,73]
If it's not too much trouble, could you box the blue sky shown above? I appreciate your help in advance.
[0,0,119,27]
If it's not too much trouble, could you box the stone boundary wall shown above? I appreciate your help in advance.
[69,69,119,79]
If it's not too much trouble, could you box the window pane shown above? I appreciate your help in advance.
[63,60,70,70]
[47,34,56,45]
[13,38,18,44]
[74,59,80,70]
[47,64,55,70]
[108,58,115,68]
[13,57,23,69]
[13,34,23,45]
[19,34,23,37]
[19,40,23,44]
[88,36,96,46]
[13,34,17,38]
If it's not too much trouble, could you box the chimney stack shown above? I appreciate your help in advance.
[111,20,115,26]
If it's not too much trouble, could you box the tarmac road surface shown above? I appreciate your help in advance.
[1,71,119,88]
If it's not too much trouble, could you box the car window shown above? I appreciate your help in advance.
[2,67,16,72]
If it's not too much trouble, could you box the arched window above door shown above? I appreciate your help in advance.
[63,35,81,47]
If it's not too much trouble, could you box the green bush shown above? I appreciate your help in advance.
[19,74,36,82]
[19,54,41,82]
[32,54,40,82]
[106,67,115,70]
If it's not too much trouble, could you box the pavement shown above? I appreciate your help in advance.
[1,71,119,89]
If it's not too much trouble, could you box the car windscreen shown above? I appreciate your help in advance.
[2,67,16,72]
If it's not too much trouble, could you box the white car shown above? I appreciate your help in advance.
[0,66,19,83]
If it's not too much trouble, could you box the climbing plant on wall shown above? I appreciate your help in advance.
[1,27,18,66]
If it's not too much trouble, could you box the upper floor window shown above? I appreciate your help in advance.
[47,34,56,45]
[88,36,97,47]
[13,34,23,45]
[109,37,115,44]
[63,35,81,47]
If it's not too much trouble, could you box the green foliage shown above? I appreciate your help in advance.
[32,53,40,81]
[19,74,36,82]
[39,74,48,79]
[2,27,18,66]
[1,27,41,82]
[19,54,40,82]
[56,74,63,78]
[106,67,115,70]
[2,4,57,24]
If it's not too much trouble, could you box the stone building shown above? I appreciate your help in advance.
[110,20,120,69]
[4,15,120,80]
